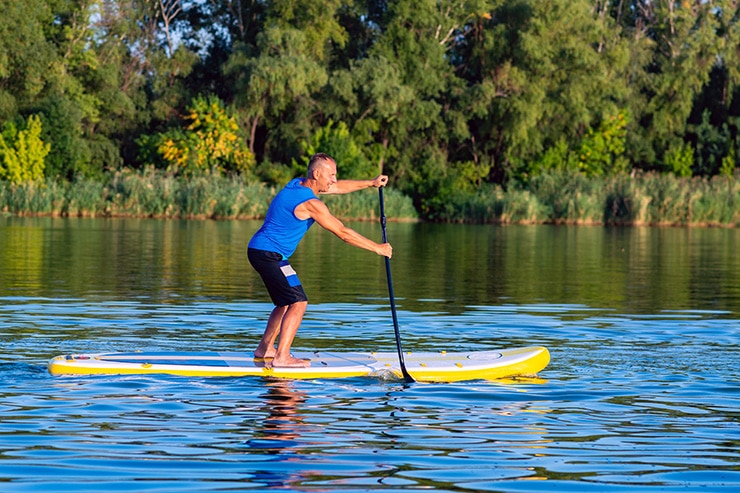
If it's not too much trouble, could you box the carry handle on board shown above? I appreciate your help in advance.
[379,186,415,383]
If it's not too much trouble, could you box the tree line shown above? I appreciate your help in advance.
[1,0,739,219]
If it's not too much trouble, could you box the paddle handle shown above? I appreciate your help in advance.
[379,187,414,383]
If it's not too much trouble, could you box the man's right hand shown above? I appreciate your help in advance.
[378,242,392,258]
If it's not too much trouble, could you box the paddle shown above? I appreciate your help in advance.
[379,186,415,383]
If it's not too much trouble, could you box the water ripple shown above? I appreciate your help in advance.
[0,298,738,492]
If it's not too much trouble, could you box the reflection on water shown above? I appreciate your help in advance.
[0,217,738,492]
[1,216,738,314]
[252,381,307,447]
[246,380,310,488]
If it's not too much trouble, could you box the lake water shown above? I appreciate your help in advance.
[1,216,738,492]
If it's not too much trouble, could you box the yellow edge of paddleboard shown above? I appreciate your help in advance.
[400,346,550,383]
[47,357,371,379]
[48,346,550,382]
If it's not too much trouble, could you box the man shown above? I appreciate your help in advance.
[248,153,392,368]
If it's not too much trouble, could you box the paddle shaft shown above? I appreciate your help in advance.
[379,187,414,383]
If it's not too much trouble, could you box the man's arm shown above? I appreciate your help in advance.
[320,175,388,195]
[296,199,392,258]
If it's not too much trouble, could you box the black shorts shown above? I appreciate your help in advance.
[247,248,308,307]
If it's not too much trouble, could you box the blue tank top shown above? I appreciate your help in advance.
[248,178,317,258]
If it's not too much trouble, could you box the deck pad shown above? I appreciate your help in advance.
[48,346,550,382]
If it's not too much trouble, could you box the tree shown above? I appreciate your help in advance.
[225,25,329,162]
[461,0,631,182]
[0,0,56,119]
[0,115,51,183]
[577,110,629,176]
[325,0,484,213]
[623,1,721,170]
[143,95,255,174]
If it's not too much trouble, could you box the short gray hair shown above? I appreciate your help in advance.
[306,153,335,176]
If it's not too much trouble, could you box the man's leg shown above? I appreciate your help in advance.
[272,301,310,368]
[254,305,288,358]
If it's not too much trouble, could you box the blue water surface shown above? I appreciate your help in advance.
[1,298,738,492]
[1,218,738,492]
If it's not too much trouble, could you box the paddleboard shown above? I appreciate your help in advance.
[48,346,549,382]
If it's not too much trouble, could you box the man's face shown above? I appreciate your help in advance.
[316,161,338,192]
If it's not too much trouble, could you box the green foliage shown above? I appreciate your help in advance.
[432,184,547,224]
[225,25,329,161]
[577,111,629,176]
[295,120,378,179]
[0,168,417,221]
[0,177,65,214]
[0,0,56,119]
[108,168,179,217]
[529,139,578,178]
[686,174,738,225]
[427,171,739,226]
[639,1,718,162]
[519,110,630,183]
[38,93,94,180]
[64,177,107,217]
[2,169,736,226]
[1,0,740,224]
[417,157,493,221]
[0,115,50,184]
[528,170,606,223]
[720,145,736,177]
[253,161,295,188]
[267,0,348,62]
[471,0,630,181]
[644,172,697,224]
[689,110,731,176]
[323,187,417,221]
[664,141,695,177]
[603,172,739,226]
[147,96,255,175]
[109,168,277,219]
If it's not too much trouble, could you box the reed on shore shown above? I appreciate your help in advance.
[440,170,738,227]
[0,168,418,221]
[1,168,737,226]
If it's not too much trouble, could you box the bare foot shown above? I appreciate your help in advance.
[254,347,276,359]
[271,356,311,368]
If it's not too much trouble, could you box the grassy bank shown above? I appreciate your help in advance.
[0,168,418,221]
[441,171,739,227]
[1,169,737,226]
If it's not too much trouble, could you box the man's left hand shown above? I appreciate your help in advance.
[373,175,389,188]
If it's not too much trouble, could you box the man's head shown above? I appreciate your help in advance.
[306,153,337,192]
[307,153,335,176]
